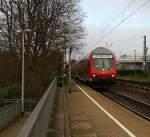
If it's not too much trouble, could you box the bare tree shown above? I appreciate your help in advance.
[0,0,85,98]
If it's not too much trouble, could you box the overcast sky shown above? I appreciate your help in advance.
[80,0,150,58]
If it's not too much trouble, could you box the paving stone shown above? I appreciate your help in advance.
[73,133,97,137]
[71,122,92,129]
[70,115,88,121]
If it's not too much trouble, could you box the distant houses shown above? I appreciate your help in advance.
[117,54,150,72]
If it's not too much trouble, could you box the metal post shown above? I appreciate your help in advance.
[143,36,147,74]
[16,28,31,114]
[64,37,67,77]
[69,47,72,93]
[133,50,136,79]
[68,0,73,93]
[22,31,25,114]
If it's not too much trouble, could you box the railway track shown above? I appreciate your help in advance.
[99,89,150,121]
[116,79,150,88]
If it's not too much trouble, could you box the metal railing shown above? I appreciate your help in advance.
[0,101,21,130]
[0,99,39,111]
[17,77,59,137]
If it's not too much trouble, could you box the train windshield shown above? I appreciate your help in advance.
[92,55,113,70]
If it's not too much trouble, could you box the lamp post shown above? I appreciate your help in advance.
[16,28,31,114]
[133,50,136,79]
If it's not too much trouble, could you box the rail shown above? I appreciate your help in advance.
[17,77,60,137]
[107,90,150,120]
[0,101,21,130]
[116,80,150,92]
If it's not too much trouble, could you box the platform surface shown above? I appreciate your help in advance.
[1,81,149,137]
[65,81,150,137]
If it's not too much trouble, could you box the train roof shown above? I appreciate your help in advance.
[92,47,113,55]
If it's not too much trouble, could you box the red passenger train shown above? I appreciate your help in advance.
[72,47,117,89]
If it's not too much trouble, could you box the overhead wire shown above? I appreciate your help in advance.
[88,0,137,42]
[112,30,150,56]
[99,0,137,34]
[114,29,150,44]
[97,0,150,44]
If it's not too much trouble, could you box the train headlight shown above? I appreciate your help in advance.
[93,74,96,77]
[112,75,115,77]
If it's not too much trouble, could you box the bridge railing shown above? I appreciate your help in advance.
[0,101,21,130]
[17,77,60,137]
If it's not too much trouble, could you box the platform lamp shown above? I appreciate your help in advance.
[16,27,32,114]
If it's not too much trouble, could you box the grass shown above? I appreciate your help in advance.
[117,72,150,83]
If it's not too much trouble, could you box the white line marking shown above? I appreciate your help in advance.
[72,80,137,137]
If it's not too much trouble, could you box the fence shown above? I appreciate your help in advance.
[17,77,60,137]
[0,99,39,111]
[0,101,21,130]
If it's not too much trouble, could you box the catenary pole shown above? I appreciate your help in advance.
[22,31,25,114]
[133,50,136,79]
[68,0,73,93]
[143,36,147,73]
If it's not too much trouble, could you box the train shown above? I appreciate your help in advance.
[72,47,117,89]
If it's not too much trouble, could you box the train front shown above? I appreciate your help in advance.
[89,47,117,88]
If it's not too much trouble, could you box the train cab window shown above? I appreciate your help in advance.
[93,58,103,70]
[93,57,113,70]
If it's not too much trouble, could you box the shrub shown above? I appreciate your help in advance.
[7,84,21,99]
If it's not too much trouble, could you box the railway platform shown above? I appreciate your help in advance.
[1,79,149,137]
[49,80,150,137]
